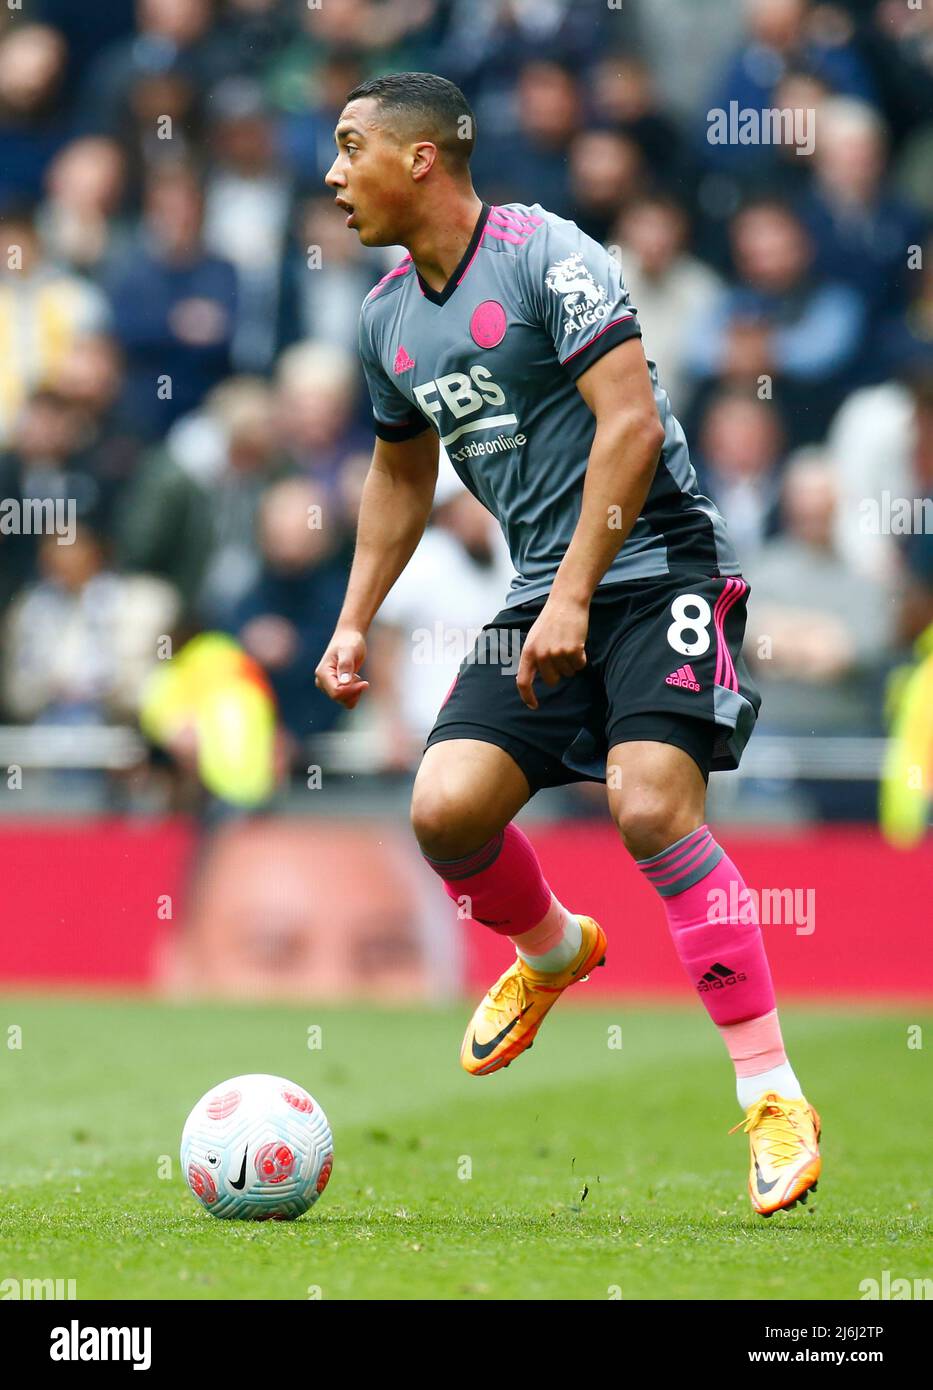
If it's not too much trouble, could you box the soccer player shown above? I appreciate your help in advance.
[317,72,821,1216]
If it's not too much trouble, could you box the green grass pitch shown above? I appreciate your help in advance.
[0,997,930,1300]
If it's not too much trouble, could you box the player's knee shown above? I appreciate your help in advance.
[410,779,482,860]
[611,787,685,860]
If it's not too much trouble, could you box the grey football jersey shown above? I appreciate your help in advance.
[358,201,739,609]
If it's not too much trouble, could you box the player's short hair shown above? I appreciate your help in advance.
[344,72,476,173]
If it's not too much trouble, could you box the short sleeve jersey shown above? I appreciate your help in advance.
[358,201,739,609]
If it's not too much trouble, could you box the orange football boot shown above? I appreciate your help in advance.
[461,916,607,1076]
[731,1092,822,1215]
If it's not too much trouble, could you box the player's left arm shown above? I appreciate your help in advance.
[516,338,664,708]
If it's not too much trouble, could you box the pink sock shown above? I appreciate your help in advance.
[718,1009,787,1076]
[637,824,776,1025]
[421,823,552,935]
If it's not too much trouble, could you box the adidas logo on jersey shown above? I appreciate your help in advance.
[665,663,701,692]
[393,345,415,374]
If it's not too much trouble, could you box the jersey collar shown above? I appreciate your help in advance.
[415,201,491,306]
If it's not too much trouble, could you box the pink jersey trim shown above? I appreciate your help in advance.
[456,236,484,287]
[561,314,635,365]
[713,578,748,692]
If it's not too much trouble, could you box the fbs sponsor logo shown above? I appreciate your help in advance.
[545,252,611,336]
[413,365,520,447]
[698,961,746,993]
[665,662,701,692]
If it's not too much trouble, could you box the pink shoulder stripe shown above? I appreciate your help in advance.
[483,224,533,245]
[366,255,413,301]
[491,205,544,229]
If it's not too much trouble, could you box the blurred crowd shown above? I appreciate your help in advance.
[0,0,930,812]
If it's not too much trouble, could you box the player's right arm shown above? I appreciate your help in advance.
[315,427,439,708]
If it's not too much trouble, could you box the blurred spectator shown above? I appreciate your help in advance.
[274,340,371,527]
[696,389,786,558]
[745,450,893,730]
[471,60,581,214]
[368,464,516,767]
[590,53,696,196]
[278,194,382,354]
[39,137,129,277]
[0,202,109,443]
[569,129,644,244]
[877,231,933,379]
[277,49,367,184]
[704,0,876,174]
[828,368,933,642]
[202,78,292,371]
[798,96,927,318]
[116,375,291,621]
[36,0,136,101]
[0,24,70,203]
[436,0,609,127]
[223,477,348,748]
[50,334,143,534]
[76,0,229,139]
[0,389,82,609]
[684,199,866,442]
[211,0,297,84]
[612,196,724,413]
[2,524,178,725]
[105,163,237,439]
[863,0,933,150]
[897,372,933,643]
[265,0,438,117]
[631,0,745,121]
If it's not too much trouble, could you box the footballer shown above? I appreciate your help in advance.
[316,72,821,1216]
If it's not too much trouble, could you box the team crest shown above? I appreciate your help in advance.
[545,253,610,336]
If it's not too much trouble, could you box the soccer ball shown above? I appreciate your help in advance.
[181,1074,333,1220]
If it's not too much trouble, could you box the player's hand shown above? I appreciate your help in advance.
[315,627,370,708]
[515,595,589,710]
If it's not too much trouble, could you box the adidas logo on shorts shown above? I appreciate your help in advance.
[665,663,701,692]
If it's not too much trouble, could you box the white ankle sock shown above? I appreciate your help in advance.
[514,909,583,973]
[736,1061,804,1110]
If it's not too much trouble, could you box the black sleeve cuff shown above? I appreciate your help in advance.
[562,316,642,381]
[373,412,432,442]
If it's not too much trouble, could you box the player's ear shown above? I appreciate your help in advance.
[410,141,438,182]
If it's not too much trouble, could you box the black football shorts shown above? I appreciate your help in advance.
[423,572,761,793]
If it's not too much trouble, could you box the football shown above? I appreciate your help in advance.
[180,1074,333,1220]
